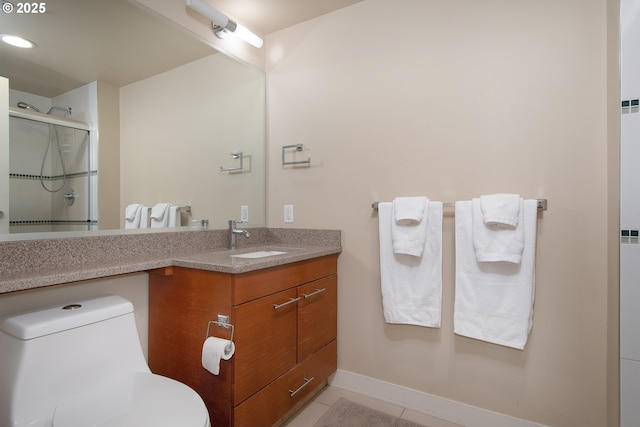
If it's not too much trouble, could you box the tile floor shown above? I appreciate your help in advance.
[283,385,463,427]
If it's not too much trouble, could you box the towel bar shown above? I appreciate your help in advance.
[371,199,547,211]
[220,151,244,172]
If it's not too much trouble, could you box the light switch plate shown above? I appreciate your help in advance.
[240,205,249,222]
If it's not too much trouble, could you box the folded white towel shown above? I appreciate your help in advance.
[168,206,181,227]
[379,201,443,328]
[392,197,430,257]
[124,204,143,229]
[472,198,525,264]
[480,193,521,227]
[150,203,171,228]
[394,196,428,224]
[140,207,151,228]
[454,200,537,350]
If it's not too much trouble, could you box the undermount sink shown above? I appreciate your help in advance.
[231,250,288,259]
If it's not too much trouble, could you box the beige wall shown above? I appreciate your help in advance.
[266,0,616,425]
[120,53,266,229]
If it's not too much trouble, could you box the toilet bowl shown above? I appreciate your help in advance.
[0,295,210,427]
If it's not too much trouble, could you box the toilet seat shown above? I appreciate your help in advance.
[53,373,209,427]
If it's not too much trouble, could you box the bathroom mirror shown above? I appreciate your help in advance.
[0,0,266,237]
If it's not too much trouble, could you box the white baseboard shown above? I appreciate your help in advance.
[329,370,549,427]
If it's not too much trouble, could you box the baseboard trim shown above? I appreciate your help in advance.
[328,370,548,427]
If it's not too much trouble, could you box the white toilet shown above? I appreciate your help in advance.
[0,295,210,427]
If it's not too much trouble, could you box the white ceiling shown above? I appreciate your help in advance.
[0,0,364,98]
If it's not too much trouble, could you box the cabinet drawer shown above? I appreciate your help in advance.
[233,340,337,427]
[233,288,298,404]
[298,275,337,362]
[232,255,338,304]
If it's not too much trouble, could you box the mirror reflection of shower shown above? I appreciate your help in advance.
[8,103,95,233]
[16,102,72,193]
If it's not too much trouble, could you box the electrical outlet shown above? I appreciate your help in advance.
[284,205,294,223]
[240,205,249,222]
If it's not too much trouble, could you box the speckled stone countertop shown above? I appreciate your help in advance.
[0,228,341,294]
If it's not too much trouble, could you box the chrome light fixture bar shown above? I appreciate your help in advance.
[186,0,263,48]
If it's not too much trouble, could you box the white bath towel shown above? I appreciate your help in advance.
[168,206,181,227]
[392,197,430,257]
[472,197,525,264]
[480,193,521,227]
[150,203,171,228]
[124,204,142,229]
[379,201,443,328]
[454,200,537,350]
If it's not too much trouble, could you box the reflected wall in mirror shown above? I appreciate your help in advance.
[0,0,266,236]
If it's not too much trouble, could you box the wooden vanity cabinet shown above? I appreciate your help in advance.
[148,254,338,427]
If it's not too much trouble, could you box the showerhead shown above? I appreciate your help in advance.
[17,101,41,112]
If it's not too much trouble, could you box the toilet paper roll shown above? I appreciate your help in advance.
[202,337,235,375]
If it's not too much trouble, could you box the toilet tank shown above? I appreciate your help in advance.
[0,295,150,426]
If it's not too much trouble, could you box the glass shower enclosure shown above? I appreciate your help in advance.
[8,110,95,233]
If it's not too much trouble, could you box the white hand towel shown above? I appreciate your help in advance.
[394,196,428,224]
[480,193,521,227]
[379,201,443,328]
[150,203,171,228]
[392,197,430,257]
[168,206,181,227]
[124,204,142,229]
[472,198,525,264]
[201,337,235,375]
[454,200,537,350]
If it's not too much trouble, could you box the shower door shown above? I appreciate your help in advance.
[8,114,94,233]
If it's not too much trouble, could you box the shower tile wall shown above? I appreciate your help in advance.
[620,0,640,425]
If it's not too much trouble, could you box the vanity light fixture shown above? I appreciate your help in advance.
[0,34,36,49]
[186,0,263,49]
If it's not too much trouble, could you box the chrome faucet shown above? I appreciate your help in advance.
[228,220,250,249]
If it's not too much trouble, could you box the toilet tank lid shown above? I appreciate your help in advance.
[0,295,134,340]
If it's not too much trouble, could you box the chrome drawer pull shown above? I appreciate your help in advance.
[289,377,314,397]
[302,288,326,299]
[273,297,301,310]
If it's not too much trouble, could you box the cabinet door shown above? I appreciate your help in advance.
[233,288,298,404]
[297,275,337,362]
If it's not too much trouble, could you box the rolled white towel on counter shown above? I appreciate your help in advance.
[202,337,235,375]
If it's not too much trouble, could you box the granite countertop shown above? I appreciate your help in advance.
[0,228,341,294]
[173,245,340,274]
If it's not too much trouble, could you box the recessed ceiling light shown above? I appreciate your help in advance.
[0,34,36,48]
